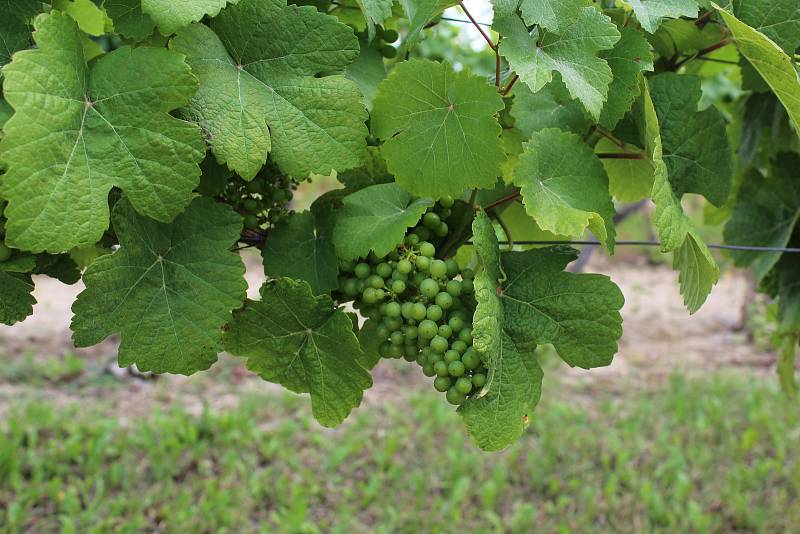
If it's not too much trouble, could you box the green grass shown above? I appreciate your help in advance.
[1,372,798,533]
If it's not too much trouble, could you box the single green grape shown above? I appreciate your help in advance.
[404,233,420,246]
[376,262,392,278]
[391,279,406,294]
[383,28,399,43]
[443,349,460,364]
[397,258,413,274]
[362,287,378,304]
[418,319,438,339]
[445,259,459,277]
[434,222,449,237]
[400,301,414,319]
[433,360,449,377]
[451,340,468,354]
[384,316,402,331]
[243,198,259,212]
[381,44,397,58]
[420,278,439,298]
[415,255,430,272]
[422,212,441,229]
[447,360,465,377]
[434,292,453,310]
[387,344,403,359]
[385,301,401,318]
[367,274,384,289]
[426,304,443,321]
[405,325,418,340]
[404,346,418,361]
[437,324,452,339]
[422,364,436,377]
[415,227,432,241]
[429,259,447,279]
[342,278,359,298]
[411,302,427,321]
[448,315,465,333]
[462,348,481,370]
[430,335,449,354]
[419,241,436,258]
[434,376,451,392]
[445,280,462,297]
[462,268,475,279]
[455,377,473,394]
[472,373,486,388]
[458,328,473,344]
[446,387,466,405]
[461,278,474,294]
[354,262,371,279]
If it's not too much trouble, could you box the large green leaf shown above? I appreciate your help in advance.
[715,5,800,133]
[71,197,247,375]
[511,79,592,137]
[649,73,732,207]
[346,42,387,111]
[332,183,433,260]
[356,0,393,39]
[224,278,373,427]
[0,12,205,253]
[105,0,156,41]
[141,0,239,35]
[639,75,720,312]
[263,210,338,295]
[499,9,620,120]
[372,59,505,198]
[0,271,35,326]
[53,0,109,36]
[173,0,367,180]
[624,0,699,33]
[599,27,654,130]
[518,0,584,33]
[731,0,800,54]
[596,138,655,203]
[513,128,616,251]
[501,248,625,369]
[400,0,456,49]
[723,155,800,280]
[0,14,30,79]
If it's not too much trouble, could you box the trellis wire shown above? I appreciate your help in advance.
[491,240,800,253]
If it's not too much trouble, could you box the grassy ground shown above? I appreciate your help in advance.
[1,369,797,534]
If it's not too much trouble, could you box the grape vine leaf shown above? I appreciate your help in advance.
[501,248,625,369]
[357,318,385,370]
[518,0,584,33]
[513,128,616,252]
[0,99,12,128]
[599,27,654,130]
[624,0,699,33]
[263,210,338,295]
[0,0,42,23]
[511,79,592,137]
[141,0,239,35]
[639,75,720,312]
[459,211,543,452]
[0,12,205,253]
[53,0,109,36]
[400,0,457,49]
[0,270,35,326]
[649,73,732,207]
[346,43,387,111]
[0,14,30,80]
[105,0,156,41]
[715,5,800,133]
[356,0,393,40]
[499,9,620,120]
[731,0,800,54]
[723,155,800,280]
[223,278,373,427]
[333,183,434,260]
[173,0,367,180]
[71,197,247,375]
[371,59,505,198]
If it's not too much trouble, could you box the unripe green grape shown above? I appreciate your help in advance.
[472,373,486,388]
[385,301,401,318]
[342,278,359,298]
[404,233,420,246]
[411,271,426,287]
[446,279,462,297]
[422,212,441,229]
[397,258,413,274]
[435,292,453,310]
[415,353,428,366]
[388,344,403,358]
[376,323,390,339]
[433,360,449,377]
[244,214,260,229]
[391,270,408,282]
[462,348,481,370]
[374,289,386,301]
[415,227,432,241]
[418,319,438,339]
[438,208,451,219]
[411,302,427,321]
[458,327,473,344]
[446,387,466,405]
[455,377,473,394]
[448,315,465,333]
[446,259,459,277]
[461,278,474,295]
[404,346,418,361]
[439,195,455,208]
[384,316,402,331]
[339,259,356,272]
[429,259,447,279]
[422,364,436,377]
[367,274,384,289]
[420,278,439,298]
[354,262,371,279]
[362,287,378,304]
[462,268,475,280]
[383,28,399,43]
[376,262,392,278]
[426,304,443,321]
[243,198,259,212]
[419,241,436,258]
[415,255,430,272]
[427,351,442,365]
[447,360,465,377]
[380,44,397,58]
[434,222,449,237]
[401,301,414,319]
[405,325,418,340]
[451,340,467,354]
[437,324,452,339]
[430,335,448,354]
[434,376,452,392]
[443,349,460,364]
[391,279,406,294]
[379,342,392,358]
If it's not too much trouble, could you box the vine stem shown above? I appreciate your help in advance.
[501,74,518,96]
[490,211,514,250]
[459,2,496,51]
[482,190,521,212]
[440,190,478,258]
[673,39,731,69]
[597,152,646,160]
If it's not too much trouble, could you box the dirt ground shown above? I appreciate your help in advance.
[0,252,777,418]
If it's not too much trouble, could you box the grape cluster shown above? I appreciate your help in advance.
[357,26,399,59]
[223,170,297,231]
[338,198,486,405]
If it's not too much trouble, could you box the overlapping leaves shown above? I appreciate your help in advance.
[0,12,205,253]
